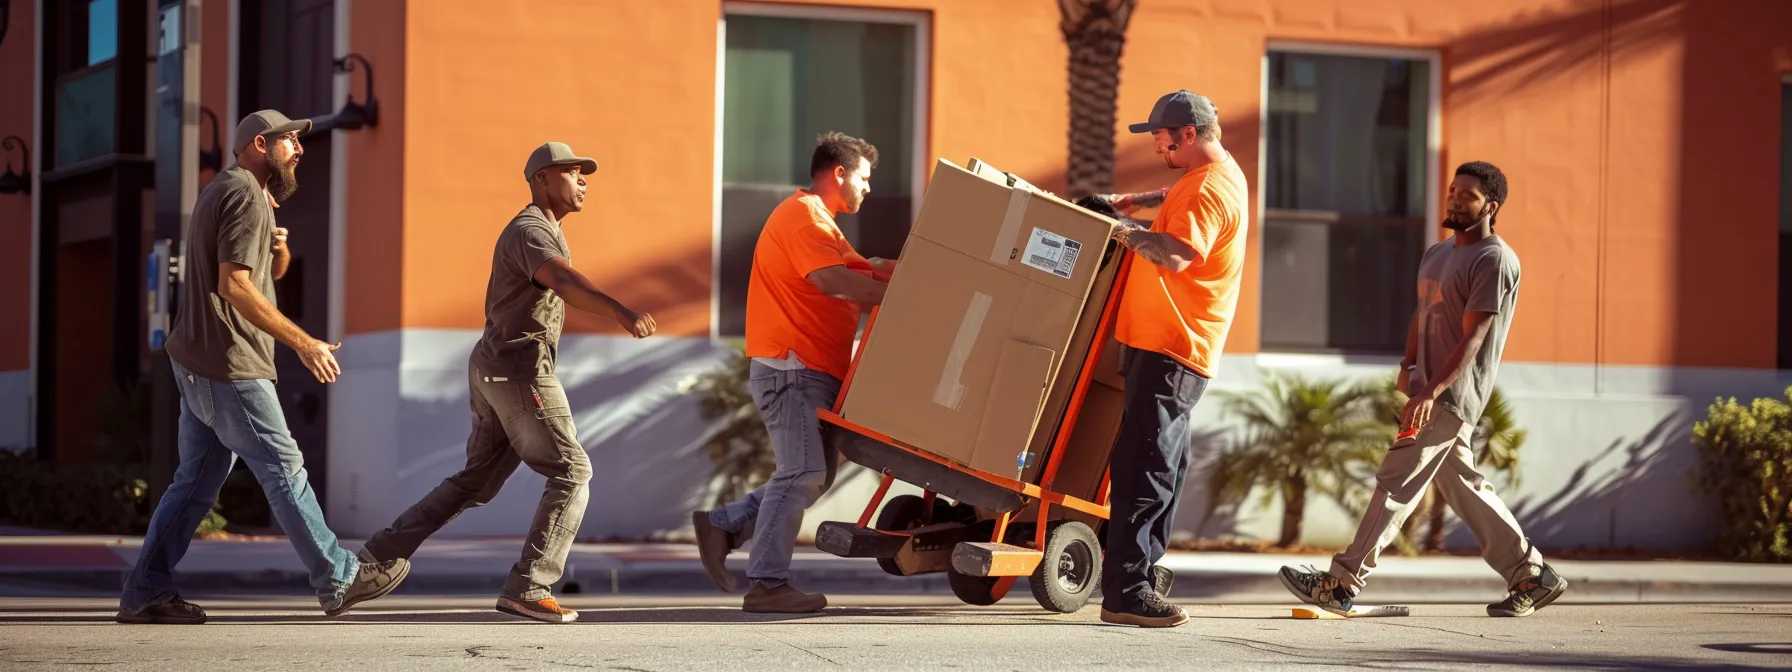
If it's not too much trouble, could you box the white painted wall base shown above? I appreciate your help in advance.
[0,370,30,450]
[322,330,1792,552]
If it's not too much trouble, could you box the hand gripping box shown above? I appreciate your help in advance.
[838,158,1118,481]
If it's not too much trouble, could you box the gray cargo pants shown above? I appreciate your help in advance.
[1329,411,1542,593]
[361,364,592,601]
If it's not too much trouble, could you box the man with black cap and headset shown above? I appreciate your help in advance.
[355,142,658,623]
[1097,90,1250,628]
[118,110,412,625]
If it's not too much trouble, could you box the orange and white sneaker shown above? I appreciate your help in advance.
[496,595,578,623]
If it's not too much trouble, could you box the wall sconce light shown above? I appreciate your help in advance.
[0,135,29,195]
[312,53,378,134]
[0,1,12,52]
[199,106,222,173]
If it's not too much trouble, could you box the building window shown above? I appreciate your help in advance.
[53,0,121,167]
[1260,49,1435,354]
[715,7,926,338]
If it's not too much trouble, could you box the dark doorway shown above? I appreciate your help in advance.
[1778,80,1791,369]
[238,0,336,505]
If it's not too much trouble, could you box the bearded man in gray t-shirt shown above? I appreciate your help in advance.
[1278,161,1569,618]
[119,111,411,625]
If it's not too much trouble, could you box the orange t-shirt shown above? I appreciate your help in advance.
[1115,154,1250,377]
[744,190,874,380]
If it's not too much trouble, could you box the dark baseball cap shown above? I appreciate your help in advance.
[524,142,598,181]
[232,110,312,154]
[1128,90,1219,134]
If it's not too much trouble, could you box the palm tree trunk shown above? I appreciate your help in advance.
[1058,0,1135,198]
[1279,478,1307,547]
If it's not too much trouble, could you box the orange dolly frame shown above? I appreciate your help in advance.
[813,247,1148,613]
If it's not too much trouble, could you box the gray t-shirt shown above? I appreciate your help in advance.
[469,205,570,378]
[166,166,280,381]
[1414,234,1521,425]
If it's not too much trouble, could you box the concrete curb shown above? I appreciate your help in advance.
[12,565,1792,605]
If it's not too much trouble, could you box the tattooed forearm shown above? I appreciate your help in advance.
[1130,189,1168,208]
[1113,227,1196,273]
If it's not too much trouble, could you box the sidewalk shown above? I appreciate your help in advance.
[5,533,1791,603]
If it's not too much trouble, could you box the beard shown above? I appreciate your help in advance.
[267,158,299,202]
[842,189,865,214]
[1443,204,1489,231]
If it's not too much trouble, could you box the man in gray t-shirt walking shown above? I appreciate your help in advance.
[1279,162,1569,618]
[357,142,657,623]
[118,111,410,625]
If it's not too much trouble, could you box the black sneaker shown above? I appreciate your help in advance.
[1278,565,1355,615]
[1100,592,1189,628]
[1488,564,1568,617]
[326,558,411,617]
[116,595,207,625]
[1152,565,1174,598]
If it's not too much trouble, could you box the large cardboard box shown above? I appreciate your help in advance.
[840,158,1118,481]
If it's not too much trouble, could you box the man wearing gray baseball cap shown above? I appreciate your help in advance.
[1097,90,1250,628]
[118,110,411,624]
[357,142,657,623]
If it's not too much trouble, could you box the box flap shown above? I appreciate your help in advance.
[967,339,1056,479]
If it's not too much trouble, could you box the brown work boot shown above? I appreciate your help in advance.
[692,510,739,593]
[1100,593,1189,628]
[497,595,579,623]
[742,582,827,614]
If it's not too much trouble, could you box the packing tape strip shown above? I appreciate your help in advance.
[933,291,994,410]
[990,189,1031,264]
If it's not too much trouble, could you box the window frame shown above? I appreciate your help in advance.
[1256,40,1444,357]
[712,2,932,340]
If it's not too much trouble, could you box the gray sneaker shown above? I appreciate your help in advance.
[1488,564,1568,617]
[326,558,411,617]
[1278,565,1354,615]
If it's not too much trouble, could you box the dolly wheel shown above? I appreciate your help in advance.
[947,570,1009,606]
[1030,522,1102,613]
[872,495,928,576]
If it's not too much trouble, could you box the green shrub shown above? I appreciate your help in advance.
[1691,389,1792,563]
[0,451,154,534]
[0,450,231,537]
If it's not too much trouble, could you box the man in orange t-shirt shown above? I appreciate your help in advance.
[1097,90,1250,628]
[691,132,893,614]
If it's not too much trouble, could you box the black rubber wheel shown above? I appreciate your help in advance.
[872,495,928,576]
[947,570,1006,606]
[1030,521,1102,613]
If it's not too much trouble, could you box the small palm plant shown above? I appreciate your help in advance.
[681,346,774,508]
[1205,371,1401,547]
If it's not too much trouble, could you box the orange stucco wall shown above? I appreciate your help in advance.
[342,0,406,336]
[351,0,1791,369]
[0,0,36,372]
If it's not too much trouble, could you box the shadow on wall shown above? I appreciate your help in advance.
[391,338,736,540]
[1447,0,1685,107]
[1494,412,1713,552]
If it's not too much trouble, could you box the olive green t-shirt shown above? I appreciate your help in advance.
[166,166,280,381]
[469,205,570,378]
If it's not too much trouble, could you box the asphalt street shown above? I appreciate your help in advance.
[4,595,1791,670]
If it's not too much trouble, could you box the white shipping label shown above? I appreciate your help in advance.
[1021,228,1083,279]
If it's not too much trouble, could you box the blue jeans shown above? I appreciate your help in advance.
[120,356,359,612]
[1101,347,1208,611]
[709,363,842,588]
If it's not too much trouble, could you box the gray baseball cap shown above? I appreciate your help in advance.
[1128,90,1218,134]
[524,142,598,181]
[232,110,312,154]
